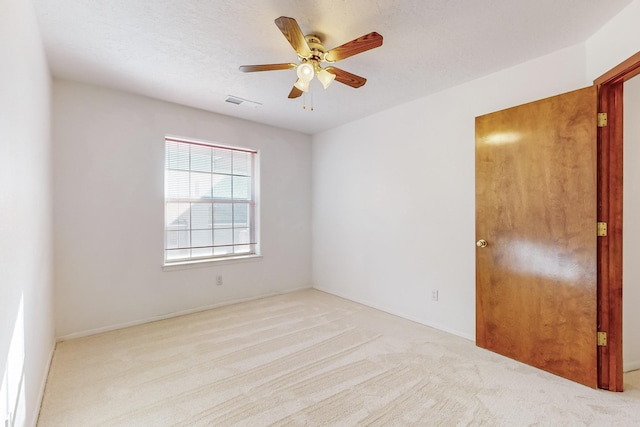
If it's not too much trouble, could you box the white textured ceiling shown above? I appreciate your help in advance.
[33,0,632,135]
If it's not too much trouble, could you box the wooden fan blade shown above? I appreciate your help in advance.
[239,63,297,72]
[325,32,383,62]
[288,86,303,99]
[325,66,367,88]
[275,16,311,58]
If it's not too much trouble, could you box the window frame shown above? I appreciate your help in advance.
[163,136,260,266]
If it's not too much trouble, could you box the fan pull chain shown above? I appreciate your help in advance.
[301,93,314,111]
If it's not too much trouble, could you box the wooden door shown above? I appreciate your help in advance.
[475,86,598,388]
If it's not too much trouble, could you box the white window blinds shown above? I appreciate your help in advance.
[164,137,258,263]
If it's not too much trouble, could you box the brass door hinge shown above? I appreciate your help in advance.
[597,222,607,237]
[597,331,607,347]
[597,112,608,127]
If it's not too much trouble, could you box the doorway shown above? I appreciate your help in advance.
[473,51,640,391]
[596,50,640,391]
[623,75,640,374]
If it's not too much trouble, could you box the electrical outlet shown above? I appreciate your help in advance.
[216,275,223,286]
[431,290,439,302]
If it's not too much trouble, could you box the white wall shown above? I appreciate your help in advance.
[0,0,54,425]
[53,81,312,338]
[312,44,588,340]
[624,76,640,372]
[586,0,640,81]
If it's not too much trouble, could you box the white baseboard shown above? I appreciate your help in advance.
[31,339,55,427]
[56,286,312,342]
[624,360,640,373]
[313,286,476,342]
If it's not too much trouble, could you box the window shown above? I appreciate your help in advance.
[164,137,258,263]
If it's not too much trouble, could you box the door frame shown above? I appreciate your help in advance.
[595,51,640,391]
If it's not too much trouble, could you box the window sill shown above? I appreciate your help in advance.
[162,254,263,271]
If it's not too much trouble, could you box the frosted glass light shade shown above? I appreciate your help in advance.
[294,78,310,92]
[296,62,315,82]
[316,68,336,89]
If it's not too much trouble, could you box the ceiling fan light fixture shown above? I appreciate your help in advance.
[294,78,310,92]
[316,68,336,89]
[296,62,315,82]
[239,17,383,99]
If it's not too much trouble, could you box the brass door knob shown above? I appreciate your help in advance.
[476,239,488,248]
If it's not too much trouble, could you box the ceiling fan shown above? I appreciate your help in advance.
[239,16,383,99]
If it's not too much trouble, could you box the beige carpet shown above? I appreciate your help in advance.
[38,289,640,426]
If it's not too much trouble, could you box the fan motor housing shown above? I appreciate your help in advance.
[304,35,326,61]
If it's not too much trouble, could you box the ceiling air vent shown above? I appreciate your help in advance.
[224,95,262,108]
